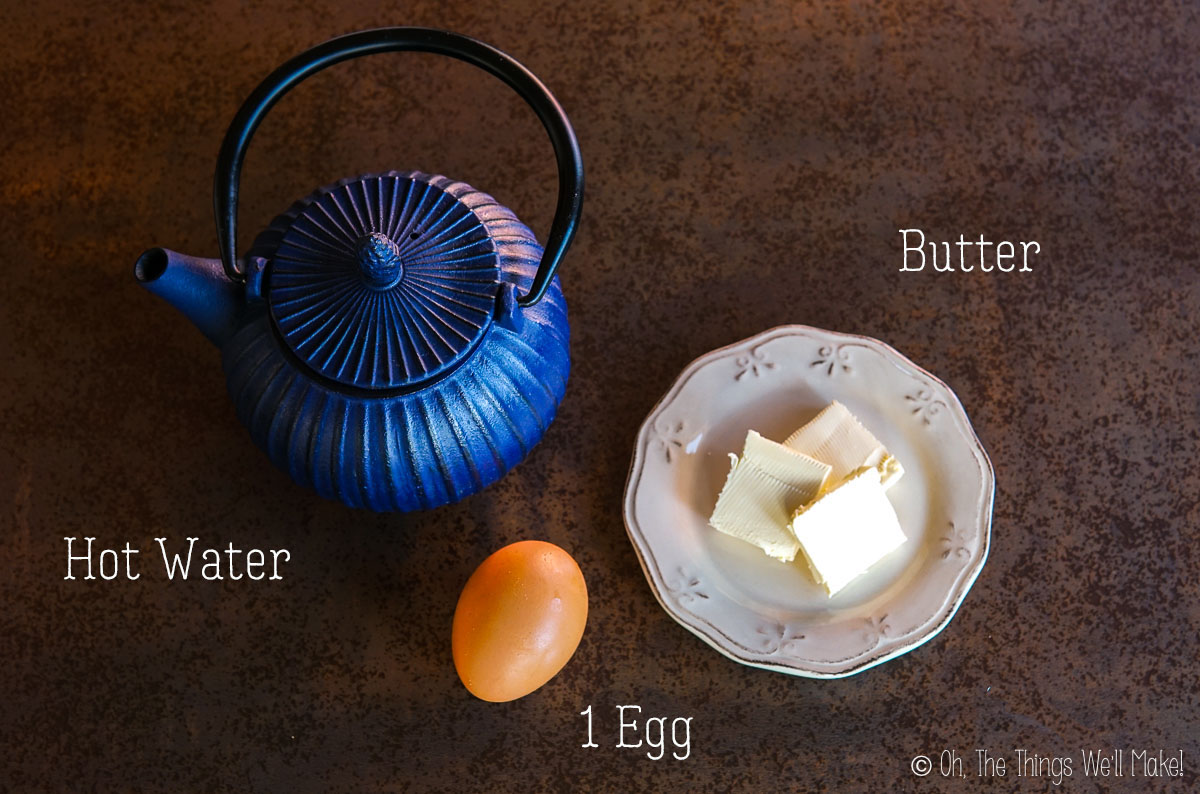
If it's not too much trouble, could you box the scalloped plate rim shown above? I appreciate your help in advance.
[622,324,995,679]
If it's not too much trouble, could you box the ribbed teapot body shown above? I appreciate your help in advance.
[221,175,569,512]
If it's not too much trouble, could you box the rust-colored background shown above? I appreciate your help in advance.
[2,1,1198,791]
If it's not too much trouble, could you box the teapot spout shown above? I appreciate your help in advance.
[134,248,242,347]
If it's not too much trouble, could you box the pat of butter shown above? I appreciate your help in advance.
[784,401,903,489]
[790,467,906,596]
[709,431,831,562]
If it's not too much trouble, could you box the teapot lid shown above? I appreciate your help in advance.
[256,171,501,391]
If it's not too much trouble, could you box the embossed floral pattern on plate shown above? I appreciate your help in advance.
[734,345,776,380]
[623,325,995,678]
[653,419,687,463]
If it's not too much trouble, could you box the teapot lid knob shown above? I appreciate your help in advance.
[356,232,403,289]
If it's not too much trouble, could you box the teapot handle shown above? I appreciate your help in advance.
[213,27,583,308]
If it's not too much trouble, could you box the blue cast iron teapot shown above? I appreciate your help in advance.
[135,28,582,511]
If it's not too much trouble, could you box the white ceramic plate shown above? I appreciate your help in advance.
[622,325,994,678]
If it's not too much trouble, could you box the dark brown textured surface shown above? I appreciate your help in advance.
[2,0,1198,791]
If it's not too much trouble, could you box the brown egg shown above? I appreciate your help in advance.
[452,540,588,702]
